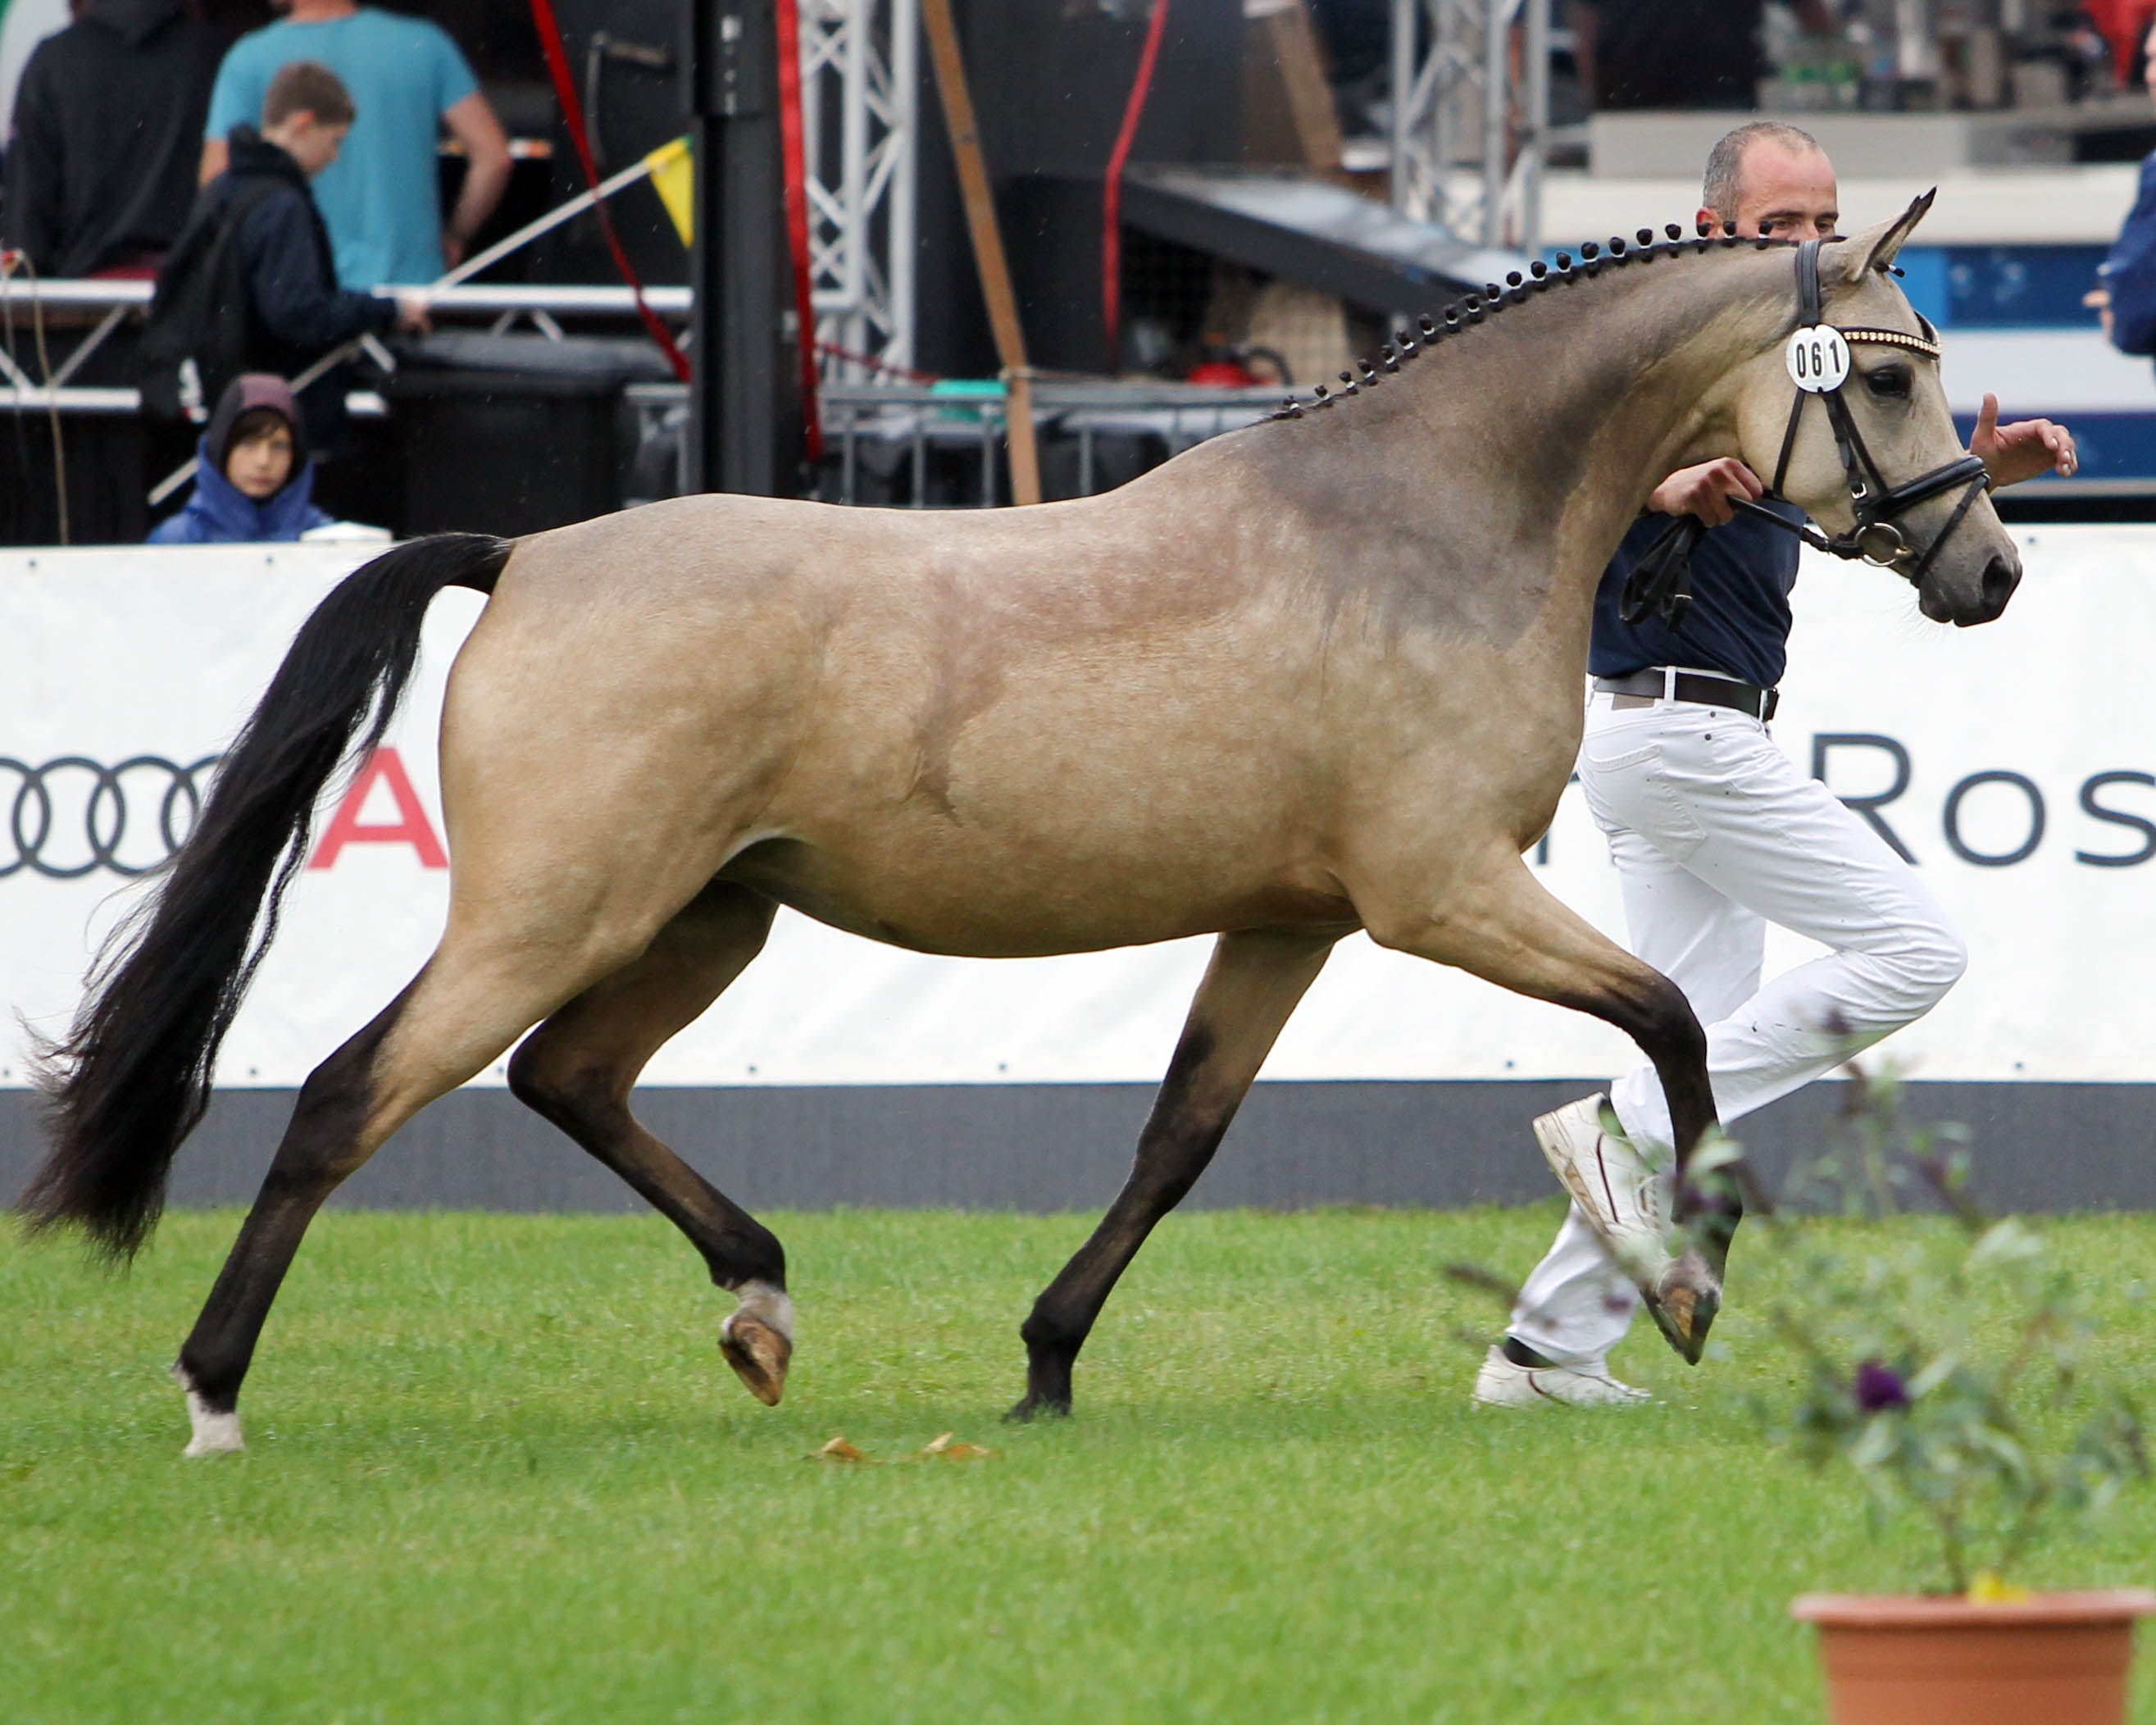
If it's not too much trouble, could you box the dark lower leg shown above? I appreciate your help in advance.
[1649,1044,1743,1227]
[1378,860,1734,1362]
[1571,966,1722,1197]
[1009,928,1334,1420]
[1010,1033,1235,1419]
[175,993,407,1417]
[1588,970,1739,1359]
[512,1072,785,1291]
[510,1073,794,1404]
[505,884,792,1400]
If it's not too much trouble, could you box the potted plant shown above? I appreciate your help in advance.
[1734,1065,2155,1725]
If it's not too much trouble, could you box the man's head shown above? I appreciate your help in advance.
[261,61,355,177]
[1699,122,1839,242]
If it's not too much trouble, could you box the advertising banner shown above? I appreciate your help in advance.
[2,528,2149,1090]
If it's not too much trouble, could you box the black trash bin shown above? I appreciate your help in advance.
[382,330,675,537]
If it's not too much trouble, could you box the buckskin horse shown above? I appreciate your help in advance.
[22,197,2021,1455]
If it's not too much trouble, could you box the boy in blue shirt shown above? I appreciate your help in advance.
[200,0,510,289]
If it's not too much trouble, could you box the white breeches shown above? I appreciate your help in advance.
[1508,687,1965,1368]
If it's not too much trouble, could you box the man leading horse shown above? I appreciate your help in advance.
[1475,122,2077,1409]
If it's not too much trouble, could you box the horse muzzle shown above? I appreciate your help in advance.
[1919,548,2022,627]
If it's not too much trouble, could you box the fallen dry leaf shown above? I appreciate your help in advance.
[811,1435,876,1463]
[917,1431,994,1461]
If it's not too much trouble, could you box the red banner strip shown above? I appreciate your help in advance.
[773,0,825,464]
[1101,0,1171,364]
[525,0,693,384]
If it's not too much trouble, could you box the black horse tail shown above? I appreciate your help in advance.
[19,532,513,1259]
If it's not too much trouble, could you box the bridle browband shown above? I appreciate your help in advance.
[1622,235,1993,627]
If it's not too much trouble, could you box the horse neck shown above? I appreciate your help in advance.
[1543,248,1799,580]
[1351,244,1799,609]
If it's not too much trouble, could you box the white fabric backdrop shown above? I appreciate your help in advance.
[1,529,2149,1089]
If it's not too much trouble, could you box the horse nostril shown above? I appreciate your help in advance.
[1980,553,2021,618]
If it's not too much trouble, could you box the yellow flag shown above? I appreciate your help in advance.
[646,136,694,245]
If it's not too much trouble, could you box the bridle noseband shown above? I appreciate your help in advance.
[1622,236,1992,627]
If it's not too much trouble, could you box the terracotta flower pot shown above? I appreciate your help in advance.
[1791,1590,2156,1725]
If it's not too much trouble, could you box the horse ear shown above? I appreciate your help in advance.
[1831,189,1935,282]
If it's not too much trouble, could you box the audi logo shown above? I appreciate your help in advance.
[1,756,221,880]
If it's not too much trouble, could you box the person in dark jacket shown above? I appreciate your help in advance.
[1,0,225,278]
[194,58,426,453]
[2093,16,2156,355]
[148,371,336,544]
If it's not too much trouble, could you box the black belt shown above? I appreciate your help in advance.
[1594,669,1778,722]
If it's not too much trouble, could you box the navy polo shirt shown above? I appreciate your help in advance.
[1588,500,1805,690]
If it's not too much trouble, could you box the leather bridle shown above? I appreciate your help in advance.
[1731,236,1992,584]
[1622,235,1993,627]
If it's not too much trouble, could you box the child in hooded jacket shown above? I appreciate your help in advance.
[148,373,336,544]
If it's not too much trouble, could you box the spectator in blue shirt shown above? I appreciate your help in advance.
[149,372,337,544]
[199,0,511,289]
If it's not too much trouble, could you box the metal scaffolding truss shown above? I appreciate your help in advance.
[1389,0,1548,253]
[797,0,919,380]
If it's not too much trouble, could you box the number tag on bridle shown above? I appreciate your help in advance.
[1784,325,1850,394]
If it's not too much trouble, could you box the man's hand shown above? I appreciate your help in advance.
[1972,393,2076,488]
[1649,457,1764,526]
[393,294,433,336]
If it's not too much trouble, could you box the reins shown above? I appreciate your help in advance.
[1622,235,1992,627]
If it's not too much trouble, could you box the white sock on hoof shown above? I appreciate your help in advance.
[171,1367,244,1457]
[725,1280,795,1342]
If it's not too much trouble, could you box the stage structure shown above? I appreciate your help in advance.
[1389,0,1548,253]
[799,0,920,380]
[682,0,919,493]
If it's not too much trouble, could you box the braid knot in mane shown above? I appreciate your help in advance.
[1268,218,1788,423]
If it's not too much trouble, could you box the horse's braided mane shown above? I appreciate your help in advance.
[1268,220,1797,422]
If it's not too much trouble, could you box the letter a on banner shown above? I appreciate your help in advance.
[308,747,448,869]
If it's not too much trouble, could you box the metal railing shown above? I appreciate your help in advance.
[0,279,694,412]
[627,380,1290,507]
[7,278,1294,509]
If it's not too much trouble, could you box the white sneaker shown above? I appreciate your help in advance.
[1471,1345,1650,1409]
[1533,1093,1672,1285]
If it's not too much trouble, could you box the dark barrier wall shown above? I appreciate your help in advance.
[4,1081,2153,1217]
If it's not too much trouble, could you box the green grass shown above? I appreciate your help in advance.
[3,1204,2154,1724]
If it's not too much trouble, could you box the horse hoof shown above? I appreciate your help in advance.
[1004,1390,1071,1423]
[720,1314,792,1406]
[1644,1249,1721,1364]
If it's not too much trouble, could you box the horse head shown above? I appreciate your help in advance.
[1728,193,2022,628]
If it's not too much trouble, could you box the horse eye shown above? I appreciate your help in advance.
[1865,364,1913,398]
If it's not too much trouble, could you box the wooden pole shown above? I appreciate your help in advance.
[919,0,1042,506]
